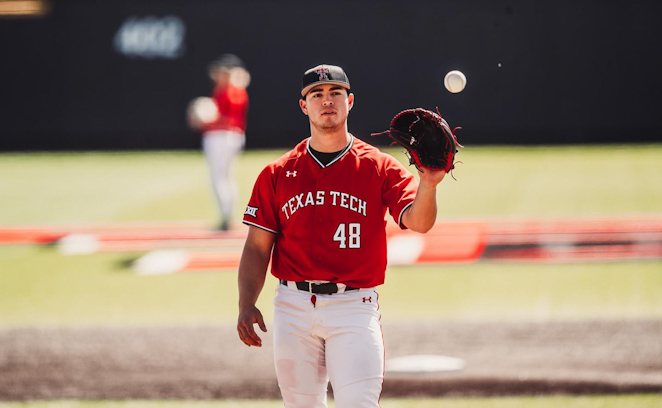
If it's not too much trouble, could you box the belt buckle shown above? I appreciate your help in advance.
[307,281,326,294]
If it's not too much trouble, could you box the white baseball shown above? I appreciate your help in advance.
[444,70,467,93]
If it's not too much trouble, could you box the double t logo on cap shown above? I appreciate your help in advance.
[316,66,330,81]
[301,64,351,97]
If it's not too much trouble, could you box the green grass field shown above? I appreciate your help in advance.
[1,248,660,327]
[1,144,661,327]
[1,144,661,407]
[2,144,662,225]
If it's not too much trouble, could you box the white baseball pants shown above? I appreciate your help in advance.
[202,130,245,225]
[273,284,384,408]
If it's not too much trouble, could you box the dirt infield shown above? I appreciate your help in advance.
[1,320,661,401]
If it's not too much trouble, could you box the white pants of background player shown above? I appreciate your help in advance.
[202,130,245,228]
[273,283,384,408]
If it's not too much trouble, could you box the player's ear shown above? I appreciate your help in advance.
[299,98,308,116]
[347,93,354,111]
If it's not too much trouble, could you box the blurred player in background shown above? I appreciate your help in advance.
[190,54,250,231]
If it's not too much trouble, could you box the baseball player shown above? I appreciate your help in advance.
[202,54,250,231]
[237,64,446,408]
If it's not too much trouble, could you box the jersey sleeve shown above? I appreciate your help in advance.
[242,165,280,234]
[382,156,418,229]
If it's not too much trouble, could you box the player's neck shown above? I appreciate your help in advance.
[309,128,351,153]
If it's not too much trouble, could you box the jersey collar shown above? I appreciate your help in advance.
[306,134,354,168]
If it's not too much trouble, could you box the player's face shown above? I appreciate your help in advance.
[300,85,354,132]
[210,69,231,87]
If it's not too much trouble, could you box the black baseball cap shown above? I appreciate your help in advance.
[208,54,245,72]
[301,64,350,97]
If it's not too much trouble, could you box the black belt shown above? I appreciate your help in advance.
[279,279,359,294]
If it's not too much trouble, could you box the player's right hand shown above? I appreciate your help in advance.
[237,305,267,347]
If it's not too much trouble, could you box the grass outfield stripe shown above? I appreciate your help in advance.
[487,217,662,235]
[134,251,242,275]
[0,228,64,244]
[4,216,662,269]
[0,221,215,244]
[3,214,662,244]
[36,215,662,271]
[483,242,662,262]
[59,238,246,254]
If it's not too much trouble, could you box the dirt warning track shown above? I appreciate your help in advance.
[1,320,661,400]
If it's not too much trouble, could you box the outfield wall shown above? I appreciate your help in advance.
[1,0,661,151]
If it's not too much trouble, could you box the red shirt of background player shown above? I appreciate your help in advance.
[204,84,249,133]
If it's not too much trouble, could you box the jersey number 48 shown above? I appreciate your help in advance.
[333,223,361,249]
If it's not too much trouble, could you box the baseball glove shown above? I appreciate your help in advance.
[372,108,463,174]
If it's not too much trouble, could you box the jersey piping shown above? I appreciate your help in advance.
[243,219,278,234]
[305,134,354,168]
[398,202,414,228]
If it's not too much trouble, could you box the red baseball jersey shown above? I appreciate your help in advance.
[243,135,418,288]
[204,84,249,133]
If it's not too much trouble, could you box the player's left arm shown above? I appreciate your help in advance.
[401,169,447,233]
